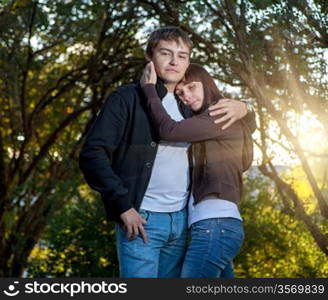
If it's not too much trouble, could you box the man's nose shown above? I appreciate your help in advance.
[169,55,178,65]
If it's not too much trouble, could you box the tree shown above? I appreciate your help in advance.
[0,0,145,276]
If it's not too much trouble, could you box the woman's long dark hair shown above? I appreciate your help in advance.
[181,63,224,110]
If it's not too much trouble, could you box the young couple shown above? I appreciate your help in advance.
[79,26,256,278]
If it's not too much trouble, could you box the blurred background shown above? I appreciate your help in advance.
[0,0,327,277]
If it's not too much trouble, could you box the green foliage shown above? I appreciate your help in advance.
[27,186,118,277]
[235,172,328,278]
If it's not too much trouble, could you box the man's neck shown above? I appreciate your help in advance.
[164,83,176,93]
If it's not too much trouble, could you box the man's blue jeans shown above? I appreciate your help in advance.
[180,217,244,278]
[115,208,187,278]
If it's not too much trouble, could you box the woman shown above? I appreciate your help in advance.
[140,62,254,278]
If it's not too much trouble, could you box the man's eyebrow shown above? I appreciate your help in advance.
[158,47,172,52]
[158,48,189,55]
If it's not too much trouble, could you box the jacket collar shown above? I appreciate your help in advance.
[137,77,167,100]
[155,77,168,99]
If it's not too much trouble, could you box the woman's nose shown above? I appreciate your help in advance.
[183,95,192,104]
[184,92,192,100]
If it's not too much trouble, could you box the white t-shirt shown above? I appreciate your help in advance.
[141,93,190,212]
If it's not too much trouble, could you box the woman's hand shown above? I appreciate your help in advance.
[208,99,248,130]
[140,61,157,87]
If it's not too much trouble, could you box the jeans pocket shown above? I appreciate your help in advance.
[219,219,244,242]
[191,219,214,234]
[139,209,150,222]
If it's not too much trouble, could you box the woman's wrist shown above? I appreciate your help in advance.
[142,83,158,100]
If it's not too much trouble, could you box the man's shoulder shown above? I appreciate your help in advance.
[115,83,142,101]
[104,83,143,112]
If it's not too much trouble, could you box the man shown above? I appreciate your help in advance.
[79,26,255,278]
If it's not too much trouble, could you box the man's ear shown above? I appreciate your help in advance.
[144,53,151,62]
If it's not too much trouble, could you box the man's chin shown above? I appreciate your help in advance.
[161,75,183,85]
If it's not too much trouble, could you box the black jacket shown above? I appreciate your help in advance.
[79,80,256,223]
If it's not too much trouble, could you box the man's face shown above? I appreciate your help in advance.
[150,38,190,91]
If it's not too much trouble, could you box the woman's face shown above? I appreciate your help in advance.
[175,81,204,112]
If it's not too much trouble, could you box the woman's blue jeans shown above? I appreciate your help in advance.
[181,217,244,278]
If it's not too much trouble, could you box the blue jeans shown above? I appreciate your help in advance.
[181,217,244,278]
[115,208,187,278]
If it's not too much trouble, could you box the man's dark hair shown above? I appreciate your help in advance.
[146,26,193,58]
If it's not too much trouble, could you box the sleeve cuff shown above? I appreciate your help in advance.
[103,191,133,217]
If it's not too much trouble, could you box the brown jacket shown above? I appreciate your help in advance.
[142,84,254,206]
